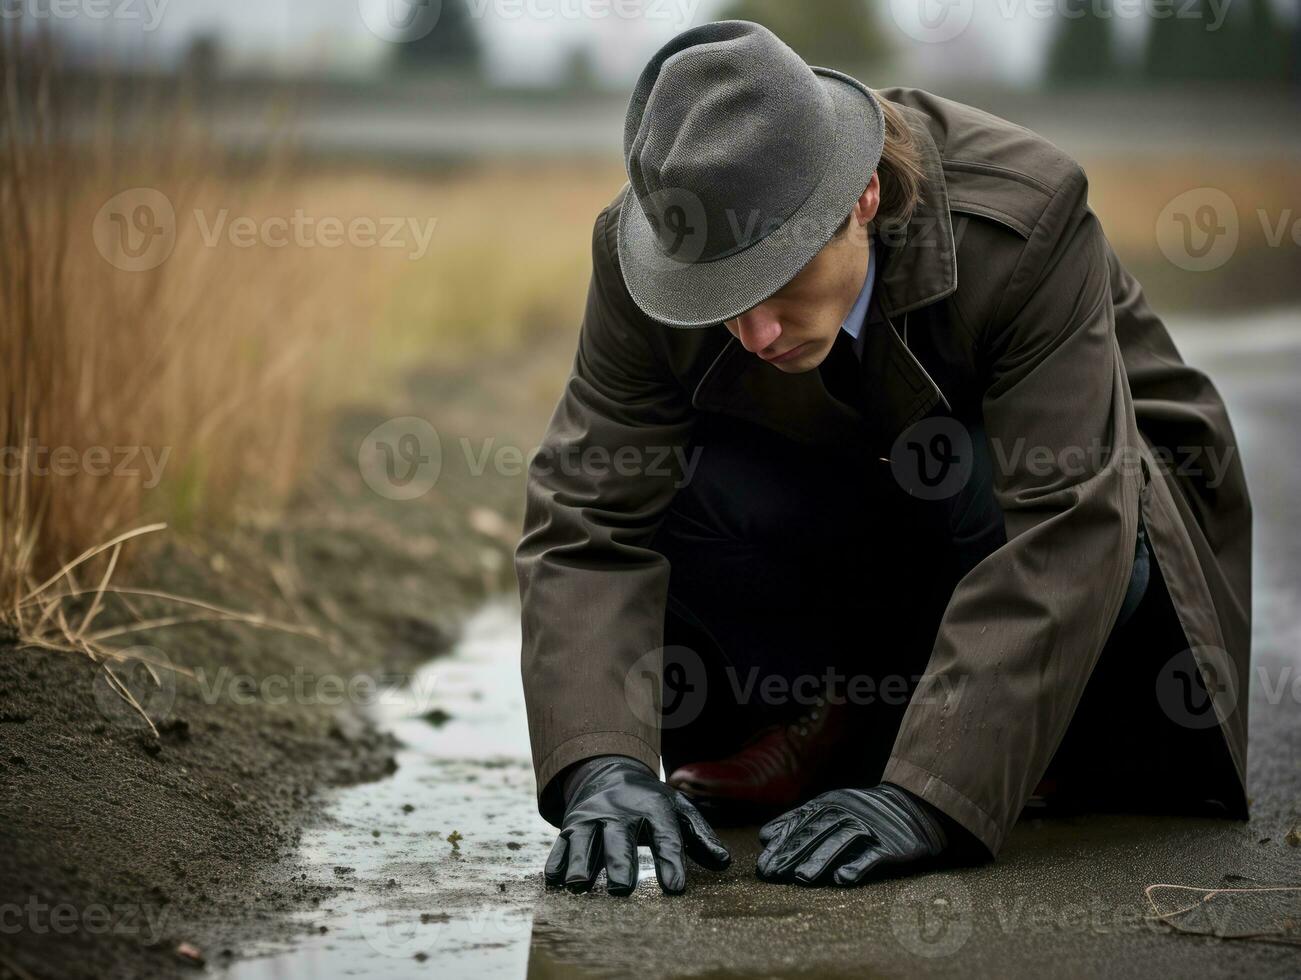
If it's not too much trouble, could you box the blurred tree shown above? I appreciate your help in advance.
[181,33,222,84]
[394,0,481,73]
[716,0,891,69]
[562,44,600,92]
[1145,0,1292,82]
[1046,0,1119,84]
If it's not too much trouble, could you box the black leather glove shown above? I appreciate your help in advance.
[756,783,947,887]
[545,755,731,895]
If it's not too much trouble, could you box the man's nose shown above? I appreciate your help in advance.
[732,307,782,353]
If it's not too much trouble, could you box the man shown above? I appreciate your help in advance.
[516,21,1251,894]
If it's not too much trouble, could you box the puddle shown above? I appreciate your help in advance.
[220,599,575,979]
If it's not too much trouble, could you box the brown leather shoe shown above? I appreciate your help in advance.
[667,696,856,823]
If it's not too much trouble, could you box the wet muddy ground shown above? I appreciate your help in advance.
[3,312,1299,979]
[223,311,1299,979]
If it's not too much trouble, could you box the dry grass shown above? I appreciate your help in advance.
[0,22,625,648]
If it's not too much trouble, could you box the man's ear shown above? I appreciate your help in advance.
[852,173,882,226]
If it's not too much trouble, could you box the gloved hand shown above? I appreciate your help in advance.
[545,755,731,895]
[756,783,947,887]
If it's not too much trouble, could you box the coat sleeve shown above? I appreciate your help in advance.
[882,170,1145,855]
[515,202,696,825]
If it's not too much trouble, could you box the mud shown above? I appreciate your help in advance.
[0,342,569,980]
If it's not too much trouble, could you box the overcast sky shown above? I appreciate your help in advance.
[50,0,1300,87]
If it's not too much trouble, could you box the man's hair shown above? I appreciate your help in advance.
[873,94,925,228]
[838,93,926,237]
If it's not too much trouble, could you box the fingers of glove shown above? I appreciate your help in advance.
[831,844,894,887]
[758,808,802,847]
[757,811,847,880]
[562,823,603,893]
[544,832,570,888]
[754,801,811,848]
[648,819,688,895]
[601,822,640,897]
[791,825,871,886]
[674,795,731,870]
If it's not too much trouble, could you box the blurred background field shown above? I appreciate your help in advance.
[1,0,1298,614]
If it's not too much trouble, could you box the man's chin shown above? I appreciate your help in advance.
[770,344,830,374]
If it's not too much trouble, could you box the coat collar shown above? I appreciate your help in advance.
[690,104,956,458]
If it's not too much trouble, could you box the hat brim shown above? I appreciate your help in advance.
[616,67,885,329]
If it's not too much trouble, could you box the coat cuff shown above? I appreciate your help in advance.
[535,731,660,827]
[883,756,1003,857]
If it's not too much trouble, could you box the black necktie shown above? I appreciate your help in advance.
[819,327,864,410]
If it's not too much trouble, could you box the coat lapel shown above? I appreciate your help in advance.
[691,106,957,459]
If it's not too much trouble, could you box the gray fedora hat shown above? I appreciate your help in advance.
[617,20,886,328]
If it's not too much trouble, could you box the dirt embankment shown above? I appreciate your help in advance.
[0,344,565,980]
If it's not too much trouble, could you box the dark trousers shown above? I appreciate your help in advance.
[649,412,1191,806]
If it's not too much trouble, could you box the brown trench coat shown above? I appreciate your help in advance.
[515,86,1252,856]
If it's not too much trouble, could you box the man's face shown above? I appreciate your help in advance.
[724,180,877,374]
